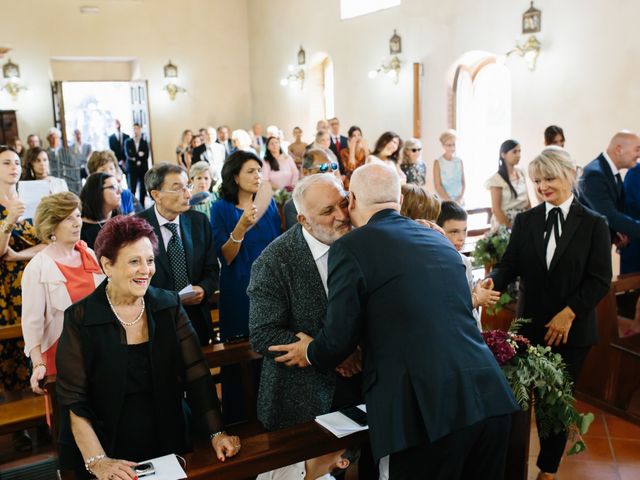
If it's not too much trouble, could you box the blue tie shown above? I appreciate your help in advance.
[164,223,189,291]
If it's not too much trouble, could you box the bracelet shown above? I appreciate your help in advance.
[209,430,226,441]
[84,453,106,473]
[32,362,47,371]
[0,221,16,234]
[229,232,244,243]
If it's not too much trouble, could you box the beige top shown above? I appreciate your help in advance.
[484,167,529,228]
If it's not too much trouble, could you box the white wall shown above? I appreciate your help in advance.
[247,0,640,182]
[0,0,252,163]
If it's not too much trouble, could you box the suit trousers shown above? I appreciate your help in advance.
[536,345,590,473]
[127,162,148,205]
[389,414,512,480]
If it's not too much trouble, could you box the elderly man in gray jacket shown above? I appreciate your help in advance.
[248,173,362,431]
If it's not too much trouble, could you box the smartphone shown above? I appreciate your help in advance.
[339,406,367,426]
[134,462,155,477]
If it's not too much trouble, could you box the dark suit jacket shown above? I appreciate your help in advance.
[248,225,360,430]
[217,139,233,158]
[329,135,348,174]
[137,207,220,345]
[307,209,519,460]
[108,132,130,163]
[56,282,221,473]
[124,136,150,170]
[490,200,612,347]
[578,153,640,239]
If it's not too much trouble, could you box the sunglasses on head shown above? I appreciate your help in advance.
[310,161,339,173]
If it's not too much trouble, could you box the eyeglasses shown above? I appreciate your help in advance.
[159,184,194,195]
[410,148,422,153]
[102,184,122,192]
[309,162,339,173]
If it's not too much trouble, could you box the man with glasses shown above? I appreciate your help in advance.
[283,149,341,230]
[137,163,220,345]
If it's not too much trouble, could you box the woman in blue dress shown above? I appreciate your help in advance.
[212,150,280,422]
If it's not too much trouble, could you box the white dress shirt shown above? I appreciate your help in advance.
[301,227,330,296]
[256,462,335,480]
[545,194,573,268]
[602,151,619,176]
[154,205,182,250]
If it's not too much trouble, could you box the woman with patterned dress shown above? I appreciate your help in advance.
[339,126,369,188]
[400,138,427,187]
[189,161,218,224]
[0,146,45,450]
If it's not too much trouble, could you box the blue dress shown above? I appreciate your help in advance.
[621,165,640,274]
[212,198,281,340]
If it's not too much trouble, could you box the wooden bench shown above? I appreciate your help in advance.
[577,273,640,423]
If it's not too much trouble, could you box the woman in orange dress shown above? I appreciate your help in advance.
[339,126,369,188]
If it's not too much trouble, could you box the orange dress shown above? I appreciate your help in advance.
[42,242,100,375]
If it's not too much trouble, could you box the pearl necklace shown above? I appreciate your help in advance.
[105,287,145,327]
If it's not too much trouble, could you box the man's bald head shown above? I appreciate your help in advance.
[607,130,640,169]
[348,164,401,227]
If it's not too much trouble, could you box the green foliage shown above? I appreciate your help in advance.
[485,292,513,316]
[500,319,593,456]
[472,227,511,267]
[273,188,293,205]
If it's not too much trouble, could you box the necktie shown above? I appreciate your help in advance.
[544,207,564,249]
[164,223,189,291]
[615,173,624,202]
[335,136,341,154]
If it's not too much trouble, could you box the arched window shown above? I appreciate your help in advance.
[308,54,335,126]
[450,52,511,208]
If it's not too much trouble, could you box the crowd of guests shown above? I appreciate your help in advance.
[2,116,640,479]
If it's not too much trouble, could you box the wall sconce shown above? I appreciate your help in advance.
[2,58,27,100]
[280,46,306,89]
[368,30,402,83]
[507,2,542,71]
[162,60,186,100]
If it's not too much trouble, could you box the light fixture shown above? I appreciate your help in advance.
[2,58,27,100]
[162,60,186,101]
[280,46,306,90]
[368,30,402,84]
[507,2,542,71]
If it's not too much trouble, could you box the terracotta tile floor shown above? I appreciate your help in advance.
[527,400,640,479]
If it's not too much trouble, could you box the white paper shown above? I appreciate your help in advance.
[315,404,368,438]
[136,454,186,480]
[178,284,196,300]
[18,180,50,219]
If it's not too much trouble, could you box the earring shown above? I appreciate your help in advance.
[107,277,111,283]
[50,234,57,243]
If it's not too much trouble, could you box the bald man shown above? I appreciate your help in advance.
[269,164,519,479]
[579,131,640,244]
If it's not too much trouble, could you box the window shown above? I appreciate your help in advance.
[340,0,401,20]
[451,54,512,209]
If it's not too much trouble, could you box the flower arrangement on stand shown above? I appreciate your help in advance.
[482,319,594,455]
[273,186,294,206]
[473,227,515,316]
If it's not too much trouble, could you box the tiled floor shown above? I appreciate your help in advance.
[527,400,640,480]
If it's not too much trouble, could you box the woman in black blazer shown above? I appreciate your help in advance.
[56,216,240,479]
[490,146,612,480]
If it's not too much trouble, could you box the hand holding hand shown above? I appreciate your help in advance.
[212,433,241,462]
[544,306,576,346]
[268,332,313,367]
[90,457,137,480]
[473,281,501,308]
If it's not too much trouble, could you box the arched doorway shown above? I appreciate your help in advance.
[307,53,334,129]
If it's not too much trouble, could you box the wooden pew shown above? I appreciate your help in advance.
[186,421,368,480]
[576,273,640,423]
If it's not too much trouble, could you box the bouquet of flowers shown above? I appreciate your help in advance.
[273,186,294,206]
[472,226,511,268]
[482,319,594,454]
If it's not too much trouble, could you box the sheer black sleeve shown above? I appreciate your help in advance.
[176,305,224,435]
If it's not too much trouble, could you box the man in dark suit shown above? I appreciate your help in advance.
[138,163,219,345]
[125,123,150,206]
[108,119,130,173]
[216,125,233,159]
[270,163,519,479]
[328,117,348,176]
[248,173,360,431]
[579,130,640,245]
[191,126,225,183]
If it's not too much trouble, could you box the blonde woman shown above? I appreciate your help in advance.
[400,138,427,187]
[434,130,465,203]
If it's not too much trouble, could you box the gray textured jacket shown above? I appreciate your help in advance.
[248,224,337,430]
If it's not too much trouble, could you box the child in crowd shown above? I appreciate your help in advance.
[437,201,500,329]
[434,130,465,204]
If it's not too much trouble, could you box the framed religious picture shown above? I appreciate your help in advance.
[389,30,402,55]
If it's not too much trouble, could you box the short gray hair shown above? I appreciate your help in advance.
[189,160,213,180]
[350,163,401,208]
[302,148,332,170]
[145,162,187,192]
[293,173,344,215]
